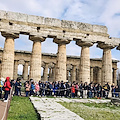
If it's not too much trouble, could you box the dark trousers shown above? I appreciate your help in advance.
[75,90,78,97]
[66,90,70,97]
[80,90,83,98]
[5,91,9,100]
[26,91,29,97]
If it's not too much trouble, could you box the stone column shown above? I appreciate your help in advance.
[76,41,93,83]
[97,67,102,84]
[76,68,80,82]
[23,61,29,81]
[97,43,114,87]
[102,49,112,86]
[43,63,48,81]
[113,68,117,85]
[1,32,19,79]
[29,35,45,82]
[66,70,69,80]
[49,68,52,81]
[54,38,70,82]
[71,65,76,82]
[90,67,93,82]
[52,66,56,81]
[13,60,19,80]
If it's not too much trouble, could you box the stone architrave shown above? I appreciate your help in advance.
[1,32,19,79]
[76,41,93,83]
[23,61,29,81]
[29,35,45,82]
[13,60,19,80]
[43,63,49,81]
[54,38,70,82]
[90,67,93,82]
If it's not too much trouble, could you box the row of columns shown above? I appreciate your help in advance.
[0,32,117,86]
[67,66,116,85]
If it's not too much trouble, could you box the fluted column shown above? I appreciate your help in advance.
[76,41,93,83]
[90,67,93,82]
[13,60,19,80]
[97,43,114,86]
[102,49,112,85]
[29,35,45,82]
[113,68,117,85]
[97,67,101,84]
[71,65,76,82]
[1,32,19,79]
[49,68,52,81]
[66,70,69,80]
[52,66,56,81]
[23,61,29,81]
[43,63,48,81]
[54,38,70,82]
[76,68,79,82]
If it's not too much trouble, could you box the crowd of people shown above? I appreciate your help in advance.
[21,79,120,99]
[0,77,120,102]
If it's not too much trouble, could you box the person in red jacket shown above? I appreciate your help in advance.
[71,84,75,98]
[4,77,11,102]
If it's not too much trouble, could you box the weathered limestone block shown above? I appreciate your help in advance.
[93,25,108,33]
[61,20,93,32]
[27,15,44,24]
[44,18,61,27]
[6,11,28,23]
[1,32,19,79]
[77,41,93,83]
[0,10,6,19]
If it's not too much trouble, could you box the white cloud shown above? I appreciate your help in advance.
[99,0,120,37]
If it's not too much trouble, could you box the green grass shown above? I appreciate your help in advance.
[7,96,38,120]
[60,102,120,120]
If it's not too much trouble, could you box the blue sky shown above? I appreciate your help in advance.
[0,0,120,74]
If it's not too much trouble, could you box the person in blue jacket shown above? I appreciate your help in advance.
[0,78,4,99]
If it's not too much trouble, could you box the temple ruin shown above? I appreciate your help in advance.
[0,10,120,86]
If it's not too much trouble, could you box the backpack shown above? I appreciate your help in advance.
[2,82,7,91]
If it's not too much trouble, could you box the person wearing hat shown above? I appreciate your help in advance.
[0,78,4,99]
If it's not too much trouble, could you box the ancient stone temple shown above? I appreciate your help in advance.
[0,10,120,86]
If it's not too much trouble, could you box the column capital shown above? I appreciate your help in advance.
[24,61,29,65]
[76,41,93,47]
[29,35,46,42]
[53,38,70,44]
[97,42,115,49]
[1,31,19,39]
